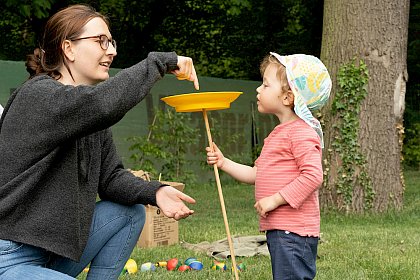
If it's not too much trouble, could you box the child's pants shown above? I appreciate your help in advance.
[266,230,318,280]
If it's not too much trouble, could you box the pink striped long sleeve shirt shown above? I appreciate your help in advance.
[255,119,323,237]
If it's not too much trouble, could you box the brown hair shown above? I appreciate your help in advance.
[259,54,290,94]
[26,4,109,80]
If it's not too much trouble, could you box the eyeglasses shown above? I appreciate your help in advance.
[71,34,117,51]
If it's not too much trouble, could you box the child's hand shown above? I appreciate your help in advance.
[206,142,225,168]
[254,193,286,218]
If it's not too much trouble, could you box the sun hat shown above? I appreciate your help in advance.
[270,52,332,148]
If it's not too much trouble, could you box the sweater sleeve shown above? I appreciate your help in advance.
[97,129,166,206]
[7,52,178,154]
[279,129,323,209]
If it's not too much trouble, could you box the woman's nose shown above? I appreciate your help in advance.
[107,44,117,56]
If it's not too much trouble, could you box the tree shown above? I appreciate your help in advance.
[320,1,410,212]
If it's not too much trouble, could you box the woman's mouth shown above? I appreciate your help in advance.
[99,61,111,68]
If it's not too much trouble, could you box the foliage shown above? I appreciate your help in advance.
[326,59,374,210]
[127,108,200,183]
[148,0,323,80]
[149,0,255,79]
[13,0,53,19]
[407,1,420,111]
[403,123,420,170]
[0,0,324,80]
[404,1,420,169]
[0,0,54,60]
[403,110,420,169]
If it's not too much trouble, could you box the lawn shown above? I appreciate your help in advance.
[78,170,420,280]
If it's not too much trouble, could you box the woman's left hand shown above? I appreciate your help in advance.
[156,185,196,220]
[172,56,200,90]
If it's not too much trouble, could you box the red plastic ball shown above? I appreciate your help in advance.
[178,264,191,272]
[166,258,181,271]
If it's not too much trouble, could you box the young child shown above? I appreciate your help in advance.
[206,52,331,280]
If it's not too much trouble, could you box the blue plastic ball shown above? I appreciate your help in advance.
[188,260,203,271]
[140,262,156,272]
[184,257,197,266]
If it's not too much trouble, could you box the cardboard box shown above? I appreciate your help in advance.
[130,170,185,248]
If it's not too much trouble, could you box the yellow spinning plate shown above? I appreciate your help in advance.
[161,91,242,112]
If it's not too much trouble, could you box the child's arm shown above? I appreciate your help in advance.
[206,142,256,184]
[254,193,287,218]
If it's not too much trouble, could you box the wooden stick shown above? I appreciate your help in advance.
[202,109,239,280]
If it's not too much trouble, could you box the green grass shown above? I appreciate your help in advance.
[78,171,420,280]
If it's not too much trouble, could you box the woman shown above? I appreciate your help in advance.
[0,4,198,280]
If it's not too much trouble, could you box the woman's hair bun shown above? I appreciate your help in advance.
[25,48,44,78]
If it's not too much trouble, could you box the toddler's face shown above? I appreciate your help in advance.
[256,64,287,115]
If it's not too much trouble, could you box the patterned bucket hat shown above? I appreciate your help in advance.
[270,52,332,147]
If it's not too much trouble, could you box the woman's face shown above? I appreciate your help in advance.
[69,17,117,85]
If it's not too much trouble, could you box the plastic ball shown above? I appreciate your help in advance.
[184,257,197,266]
[155,261,167,268]
[211,261,227,271]
[166,258,181,271]
[234,262,246,271]
[124,259,138,274]
[188,260,203,270]
[140,262,156,272]
[178,264,191,272]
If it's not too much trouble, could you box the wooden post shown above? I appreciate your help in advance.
[202,109,239,280]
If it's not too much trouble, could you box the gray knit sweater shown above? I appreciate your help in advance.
[0,52,178,261]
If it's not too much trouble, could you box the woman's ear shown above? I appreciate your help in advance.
[62,40,75,62]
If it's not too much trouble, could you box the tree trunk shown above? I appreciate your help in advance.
[320,0,410,212]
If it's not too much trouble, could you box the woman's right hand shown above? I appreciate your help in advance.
[172,56,200,90]
[206,142,225,168]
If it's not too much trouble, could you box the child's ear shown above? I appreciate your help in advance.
[282,90,295,106]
